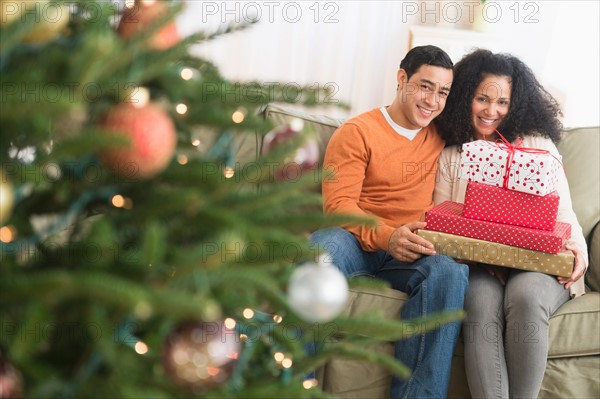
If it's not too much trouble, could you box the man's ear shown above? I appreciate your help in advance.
[397,69,408,90]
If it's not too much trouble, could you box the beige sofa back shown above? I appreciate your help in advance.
[556,126,600,238]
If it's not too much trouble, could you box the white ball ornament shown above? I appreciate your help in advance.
[288,259,349,323]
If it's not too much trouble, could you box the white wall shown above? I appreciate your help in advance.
[177,1,599,127]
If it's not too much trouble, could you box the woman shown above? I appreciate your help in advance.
[434,49,588,399]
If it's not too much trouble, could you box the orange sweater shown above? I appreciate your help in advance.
[322,108,445,252]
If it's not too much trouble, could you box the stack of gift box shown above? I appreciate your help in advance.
[418,139,575,277]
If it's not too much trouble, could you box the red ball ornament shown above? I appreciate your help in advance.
[261,120,320,181]
[117,0,181,50]
[162,321,240,391]
[100,102,177,179]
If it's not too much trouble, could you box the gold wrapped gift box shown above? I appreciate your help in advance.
[417,229,574,277]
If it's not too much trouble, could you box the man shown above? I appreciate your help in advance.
[312,45,468,399]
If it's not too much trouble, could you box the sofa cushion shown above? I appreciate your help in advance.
[342,287,408,318]
[539,356,600,398]
[557,126,600,238]
[320,342,393,399]
[547,292,600,358]
[339,285,600,356]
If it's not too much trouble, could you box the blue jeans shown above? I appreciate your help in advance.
[311,227,469,399]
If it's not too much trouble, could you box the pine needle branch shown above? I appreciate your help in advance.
[0,271,221,322]
[330,311,465,341]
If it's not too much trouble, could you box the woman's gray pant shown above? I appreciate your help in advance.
[463,267,570,399]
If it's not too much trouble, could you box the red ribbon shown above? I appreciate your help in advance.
[486,129,564,189]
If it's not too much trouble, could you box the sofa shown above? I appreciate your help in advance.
[250,103,600,398]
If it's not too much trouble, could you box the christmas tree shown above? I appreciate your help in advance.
[0,1,461,397]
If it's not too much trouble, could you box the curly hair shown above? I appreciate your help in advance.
[435,49,563,146]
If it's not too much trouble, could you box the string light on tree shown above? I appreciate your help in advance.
[273,352,285,363]
[223,318,236,329]
[129,87,151,109]
[231,108,247,124]
[134,341,149,355]
[111,195,125,208]
[111,195,134,209]
[303,378,319,389]
[180,68,195,81]
[0,226,16,243]
[223,166,235,179]
[242,308,254,319]
[177,155,188,165]
[176,103,188,115]
[281,357,293,369]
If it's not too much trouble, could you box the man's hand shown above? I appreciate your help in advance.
[388,221,436,262]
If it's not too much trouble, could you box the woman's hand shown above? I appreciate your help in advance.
[557,243,586,290]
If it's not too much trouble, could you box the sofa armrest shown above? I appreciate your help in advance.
[586,222,600,292]
[259,104,344,165]
[557,127,600,238]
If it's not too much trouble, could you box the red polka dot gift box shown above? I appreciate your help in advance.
[425,201,571,254]
[459,140,562,196]
[462,181,559,231]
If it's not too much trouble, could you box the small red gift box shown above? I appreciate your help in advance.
[463,181,559,231]
[425,201,570,254]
